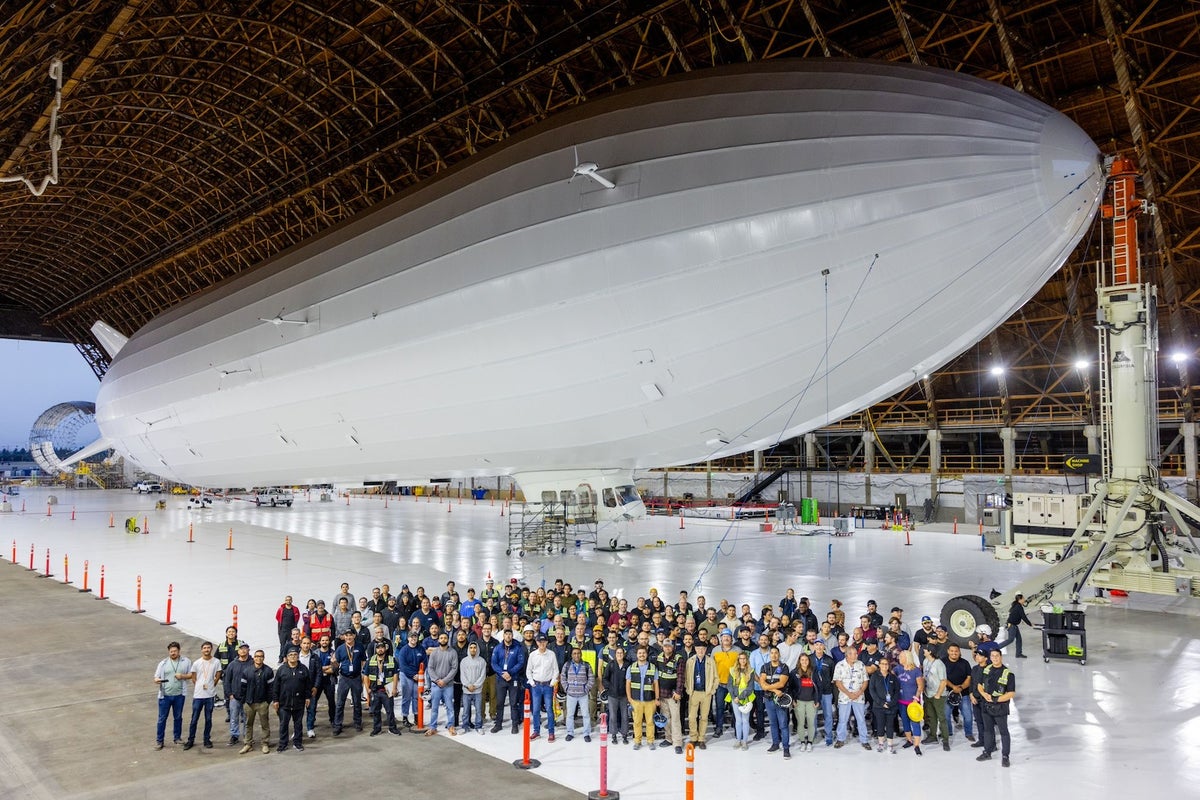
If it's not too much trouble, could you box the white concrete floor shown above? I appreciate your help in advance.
[1,487,1195,798]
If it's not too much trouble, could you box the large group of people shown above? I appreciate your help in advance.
[153,578,1026,768]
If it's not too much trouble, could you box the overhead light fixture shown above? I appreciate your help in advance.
[1074,359,1089,370]
[990,366,1004,376]
[1171,352,1187,364]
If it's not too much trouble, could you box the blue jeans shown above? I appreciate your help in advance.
[460,693,482,729]
[227,697,246,738]
[731,700,752,743]
[529,684,554,735]
[950,697,975,738]
[400,673,418,718]
[818,694,834,744]
[187,696,215,744]
[157,694,185,743]
[900,705,922,738]
[565,694,591,736]
[766,701,790,749]
[836,701,868,744]
[430,684,454,731]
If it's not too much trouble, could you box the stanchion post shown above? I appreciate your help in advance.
[40,547,53,578]
[79,560,92,593]
[28,543,35,571]
[142,516,149,535]
[162,583,176,626]
[71,506,76,521]
[282,536,291,561]
[232,604,239,630]
[97,565,107,599]
[10,539,15,563]
[953,517,958,534]
[512,688,541,769]
[133,575,146,613]
[109,512,115,528]
[63,554,71,584]
[588,712,618,800]
[412,665,427,733]
[188,522,194,543]
[226,528,234,550]
[685,742,695,800]
[905,528,912,546]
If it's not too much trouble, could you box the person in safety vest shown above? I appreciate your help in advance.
[362,640,402,736]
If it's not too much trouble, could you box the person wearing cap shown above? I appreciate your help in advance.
[331,629,366,735]
[273,646,312,752]
[921,641,950,750]
[307,633,336,736]
[684,640,717,749]
[970,623,994,653]
[975,646,1015,766]
[913,615,937,648]
[490,627,526,733]
[930,625,951,661]
[832,644,871,749]
[711,630,739,739]
[396,631,425,726]
[654,637,684,752]
[426,631,460,735]
[526,633,559,741]
[223,641,252,746]
[865,600,883,630]
[363,640,401,736]
[236,650,274,755]
[967,645,990,750]
[481,578,501,614]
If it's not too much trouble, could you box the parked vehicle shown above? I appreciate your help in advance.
[255,487,294,507]
[133,481,163,494]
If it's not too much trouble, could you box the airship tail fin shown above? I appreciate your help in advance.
[91,320,128,359]
[57,437,113,469]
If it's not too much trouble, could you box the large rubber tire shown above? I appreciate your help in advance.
[940,594,1000,648]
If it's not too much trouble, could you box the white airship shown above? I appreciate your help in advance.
[81,59,1103,520]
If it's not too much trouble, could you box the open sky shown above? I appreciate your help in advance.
[0,340,99,450]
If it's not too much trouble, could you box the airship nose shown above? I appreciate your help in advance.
[1037,109,1102,220]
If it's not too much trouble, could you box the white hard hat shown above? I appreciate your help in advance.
[975,624,992,636]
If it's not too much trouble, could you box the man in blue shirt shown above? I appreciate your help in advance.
[332,629,365,735]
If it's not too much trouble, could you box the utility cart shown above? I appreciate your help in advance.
[1041,606,1087,665]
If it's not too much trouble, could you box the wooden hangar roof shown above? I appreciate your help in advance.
[0,1,1197,434]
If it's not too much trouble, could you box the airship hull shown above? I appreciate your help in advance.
[94,59,1103,499]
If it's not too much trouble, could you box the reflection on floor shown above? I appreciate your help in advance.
[1,488,1194,798]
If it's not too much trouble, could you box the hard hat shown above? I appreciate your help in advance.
[975,624,992,636]
[907,702,925,722]
[599,689,609,703]
[653,712,667,729]
[555,685,567,702]
[947,691,962,708]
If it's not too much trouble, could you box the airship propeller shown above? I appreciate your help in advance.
[571,145,615,189]
[258,308,308,326]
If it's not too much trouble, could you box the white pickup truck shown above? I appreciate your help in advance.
[133,481,163,494]
[255,487,294,507]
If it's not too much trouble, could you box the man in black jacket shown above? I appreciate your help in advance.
[222,642,251,746]
[273,648,312,752]
[236,650,275,754]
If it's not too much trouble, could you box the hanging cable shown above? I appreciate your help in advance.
[0,58,65,196]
